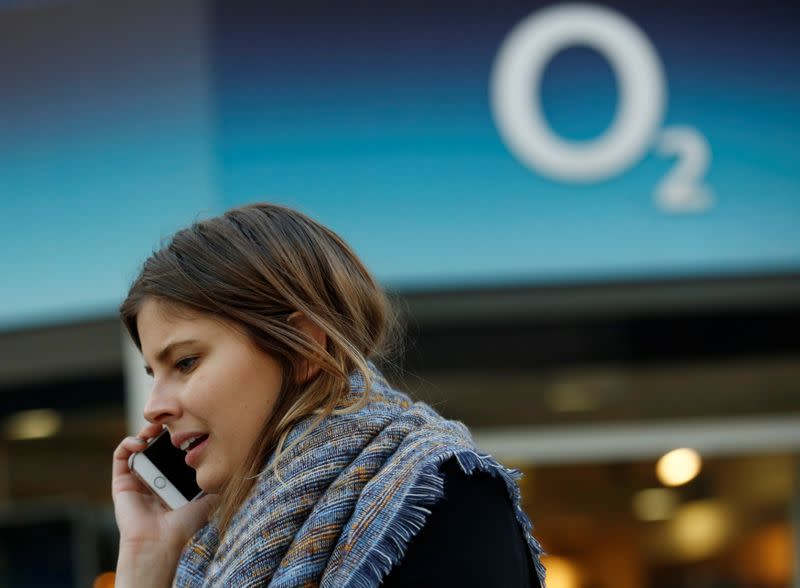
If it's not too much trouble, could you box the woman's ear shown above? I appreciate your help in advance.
[287,311,328,383]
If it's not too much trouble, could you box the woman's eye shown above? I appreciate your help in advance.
[175,357,199,373]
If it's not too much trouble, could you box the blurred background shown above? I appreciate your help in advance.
[1,0,799,586]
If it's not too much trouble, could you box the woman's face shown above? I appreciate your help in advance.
[137,298,282,493]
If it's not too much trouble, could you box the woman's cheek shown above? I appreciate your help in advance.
[184,373,213,410]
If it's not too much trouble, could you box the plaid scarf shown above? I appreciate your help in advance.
[173,365,546,587]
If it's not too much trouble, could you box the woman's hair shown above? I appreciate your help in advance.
[120,202,399,532]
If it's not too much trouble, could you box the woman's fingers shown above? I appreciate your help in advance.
[136,422,164,441]
[112,423,169,501]
[113,436,147,471]
[115,434,149,455]
[112,423,163,480]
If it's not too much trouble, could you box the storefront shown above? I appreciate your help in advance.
[1,0,799,585]
[400,277,800,588]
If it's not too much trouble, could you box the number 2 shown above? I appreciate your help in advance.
[654,126,713,213]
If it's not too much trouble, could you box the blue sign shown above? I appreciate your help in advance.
[1,0,798,330]
[213,0,800,288]
[0,1,219,329]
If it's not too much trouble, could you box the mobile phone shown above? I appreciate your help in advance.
[128,429,204,509]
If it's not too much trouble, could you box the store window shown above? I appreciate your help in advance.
[524,453,796,588]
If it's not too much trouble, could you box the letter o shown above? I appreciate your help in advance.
[490,3,667,183]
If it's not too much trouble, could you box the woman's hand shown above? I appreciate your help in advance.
[112,422,219,588]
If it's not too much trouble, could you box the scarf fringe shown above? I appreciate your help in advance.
[338,449,547,588]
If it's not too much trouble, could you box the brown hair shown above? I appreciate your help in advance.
[120,202,399,532]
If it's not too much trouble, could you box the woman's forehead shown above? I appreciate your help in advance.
[140,297,200,322]
[137,299,210,342]
[138,298,248,348]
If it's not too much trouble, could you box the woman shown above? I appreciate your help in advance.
[112,203,546,587]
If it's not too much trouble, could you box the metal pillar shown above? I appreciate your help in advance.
[122,332,150,436]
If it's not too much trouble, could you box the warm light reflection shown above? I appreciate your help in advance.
[754,524,792,585]
[736,523,792,586]
[632,487,679,521]
[669,500,733,561]
[93,572,115,588]
[541,555,582,588]
[656,447,702,487]
[2,409,62,441]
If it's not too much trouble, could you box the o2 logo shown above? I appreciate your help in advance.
[490,3,713,213]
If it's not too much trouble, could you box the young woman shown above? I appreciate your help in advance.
[112,203,546,587]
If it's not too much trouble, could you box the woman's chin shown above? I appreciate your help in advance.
[195,471,222,495]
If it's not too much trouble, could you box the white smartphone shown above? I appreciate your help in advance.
[128,429,204,509]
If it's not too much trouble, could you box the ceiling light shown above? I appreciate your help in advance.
[540,555,582,588]
[656,447,702,487]
[669,500,733,561]
[632,487,679,521]
[3,409,62,441]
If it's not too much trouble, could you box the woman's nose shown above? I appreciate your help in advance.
[143,384,182,425]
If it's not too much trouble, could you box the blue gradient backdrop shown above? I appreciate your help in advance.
[0,0,218,329]
[213,0,800,288]
[1,0,798,329]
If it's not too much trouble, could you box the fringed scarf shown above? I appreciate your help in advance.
[173,365,546,587]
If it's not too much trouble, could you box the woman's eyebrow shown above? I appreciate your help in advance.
[144,339,197,375]
[144,339,200,371]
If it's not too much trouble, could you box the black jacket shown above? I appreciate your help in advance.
[381,458,542,587]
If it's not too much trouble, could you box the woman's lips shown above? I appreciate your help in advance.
[185,435,210,467]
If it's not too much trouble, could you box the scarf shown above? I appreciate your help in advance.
[173,365,546,587]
